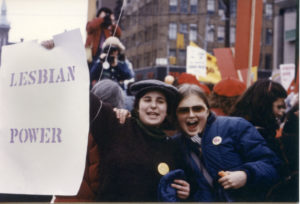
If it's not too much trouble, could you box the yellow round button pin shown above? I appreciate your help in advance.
[157,162,170,175]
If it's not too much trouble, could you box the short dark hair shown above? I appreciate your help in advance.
[96,7,113,17]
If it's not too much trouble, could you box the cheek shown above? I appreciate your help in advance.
[176,115,186,127]
[198,112,209,126]
[160,104,167,114]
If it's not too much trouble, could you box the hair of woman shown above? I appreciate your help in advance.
[177,83,210,110]
[230,79,287,131]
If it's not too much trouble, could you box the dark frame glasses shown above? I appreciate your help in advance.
[176,105,207,114]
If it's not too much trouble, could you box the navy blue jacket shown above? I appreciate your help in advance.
[173,113,281,202]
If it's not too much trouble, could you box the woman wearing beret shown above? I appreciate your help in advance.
[172,83,281,202]
[89,79,190,202]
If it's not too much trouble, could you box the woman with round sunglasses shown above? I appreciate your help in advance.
[173,83,281,202]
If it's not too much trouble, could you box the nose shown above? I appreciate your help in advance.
[279,109,285,117]
[150,101,157,108]
[188,108,195,117]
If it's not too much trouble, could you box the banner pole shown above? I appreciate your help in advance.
[247,0,256,87]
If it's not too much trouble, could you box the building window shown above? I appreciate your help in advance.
[153,24,158,40]
[217,26,225,43]
[169,49,176,57]
[218,0,226,20]
[207,0,215,13]
[189,24,197,42]
[169,0,178,13]
[207,25,215,42]
[265,28,273,45]
[169,23,177,40]
[265,54,272,69]
[179,49,186,62]
[180,23,188,40]
[265,3,272,19]
[190,0,198,14]
[230,27,236,44]
[230,0,237,18]
[180,24,188,34]
[180,0,188,13]
[144,52,151,66]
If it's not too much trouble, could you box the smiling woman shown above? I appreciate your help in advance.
[6,0,87,43]
[138,91,167,127]
[83,79,192,202]
[172,83,281,202]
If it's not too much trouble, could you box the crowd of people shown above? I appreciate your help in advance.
[0,6,298,203]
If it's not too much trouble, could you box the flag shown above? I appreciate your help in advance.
[176,33,185,49]
[169,56,176,65]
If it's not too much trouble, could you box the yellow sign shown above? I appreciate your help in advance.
[169,56,176,65]
[188,41,221,84]
[176,33,185,49]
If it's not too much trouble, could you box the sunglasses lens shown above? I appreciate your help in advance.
[192,106,205,113]
[177,107,189,114]
[177,106,206,114]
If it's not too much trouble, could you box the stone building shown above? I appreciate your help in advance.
[273,0,298,69]
[120,0,281,71]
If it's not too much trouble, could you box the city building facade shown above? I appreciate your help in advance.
[273,0,298,69]
[120,0,296,72]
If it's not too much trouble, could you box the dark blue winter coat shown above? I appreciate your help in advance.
[173,113,281,202]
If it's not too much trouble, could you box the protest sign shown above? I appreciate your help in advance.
[280,63,296,90]
[0,29,89,195]
[186,45,207,78]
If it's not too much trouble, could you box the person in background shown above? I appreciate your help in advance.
[230,79,287,160]
[209,77,246,116]
[172,83,280,201]
[89,79,191,202]
[265,100,299,202]
[90,36,133,88]
[91,79,125,108]
[85,7,121,63]
[177,73,211,95]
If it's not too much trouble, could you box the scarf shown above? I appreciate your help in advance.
[132,111,167,140]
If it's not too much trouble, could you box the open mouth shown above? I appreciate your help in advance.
[186,120,199,130]
[147,112,159,118]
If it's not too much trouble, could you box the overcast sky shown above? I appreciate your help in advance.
[5,0,88,43]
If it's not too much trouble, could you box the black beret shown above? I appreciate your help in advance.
[130,79,179,101]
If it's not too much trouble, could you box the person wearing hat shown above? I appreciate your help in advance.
[88,79,191,202]
[172,83,281,201]
[209,77,246,116]
[89,36,133,88]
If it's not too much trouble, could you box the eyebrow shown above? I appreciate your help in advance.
[177,104,205,108]
[142,95,166,100]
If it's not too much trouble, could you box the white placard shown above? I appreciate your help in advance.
[186,45,207,77]
[280,63,295,90]
[0,29,89,195]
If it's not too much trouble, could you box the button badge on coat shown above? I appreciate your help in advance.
[212,136,222,145]
[157,162,170,175]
